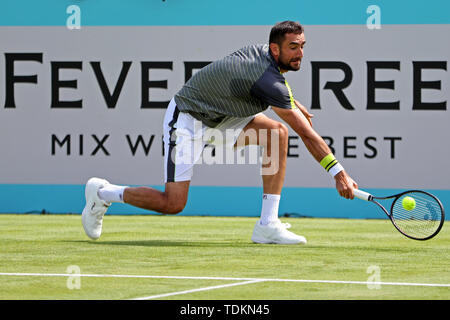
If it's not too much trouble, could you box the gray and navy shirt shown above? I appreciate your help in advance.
[174,44,296,128]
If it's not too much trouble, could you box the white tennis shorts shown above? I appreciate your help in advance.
[163,98,257,182]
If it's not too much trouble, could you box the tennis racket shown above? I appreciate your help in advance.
[353,189,445,240]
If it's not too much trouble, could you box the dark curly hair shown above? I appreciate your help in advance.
[269,21,304,46]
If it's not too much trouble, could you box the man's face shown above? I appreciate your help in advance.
[273,32,305,73]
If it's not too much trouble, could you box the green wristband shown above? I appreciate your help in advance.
[320,154,338,172]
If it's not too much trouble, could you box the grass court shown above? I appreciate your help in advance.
[0,214,448,300]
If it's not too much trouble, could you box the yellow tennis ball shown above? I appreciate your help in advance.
[402,196,416,211]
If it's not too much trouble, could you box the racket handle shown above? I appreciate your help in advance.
[353,189,372,201]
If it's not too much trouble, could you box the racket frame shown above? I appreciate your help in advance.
[354,189,445,241]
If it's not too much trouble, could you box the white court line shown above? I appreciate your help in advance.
[133,280,266,300]
[1,272,449,288]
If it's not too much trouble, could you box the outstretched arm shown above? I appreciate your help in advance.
[271,105,358,199]
[294,99,313,127]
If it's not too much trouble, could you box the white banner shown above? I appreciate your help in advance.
[0,25,448,189]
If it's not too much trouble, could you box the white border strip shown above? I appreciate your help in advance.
[0,272,449,288]
[133,280,266,300]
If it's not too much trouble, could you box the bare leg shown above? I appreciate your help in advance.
[123,115,288,214]
[237,115,305,243]
[235,114,288,195]
[123,181,190,214]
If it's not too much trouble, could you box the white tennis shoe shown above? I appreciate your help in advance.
[251,219,307,244]
[82,177,111,240]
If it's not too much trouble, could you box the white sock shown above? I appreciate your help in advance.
[98,184,128,203]
[259,193,280,225]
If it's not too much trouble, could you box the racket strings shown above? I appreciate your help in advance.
[391,192,443,238]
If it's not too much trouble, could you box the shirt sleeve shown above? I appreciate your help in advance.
[250,66,296,109]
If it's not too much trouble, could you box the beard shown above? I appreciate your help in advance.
[278,51,301,71]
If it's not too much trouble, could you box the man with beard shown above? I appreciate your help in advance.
[82,20,358,244]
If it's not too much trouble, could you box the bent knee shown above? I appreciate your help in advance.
[277,122,289,139]
[163,202,186,215]
[268,122,289,144]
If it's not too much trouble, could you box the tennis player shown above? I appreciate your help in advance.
[82,21,358,244]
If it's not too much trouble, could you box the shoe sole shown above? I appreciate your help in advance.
[82,205,99,240]
[251,238,273,244]
[252,236,306,245]
[82,178,109,240]
[252,230,307,245]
